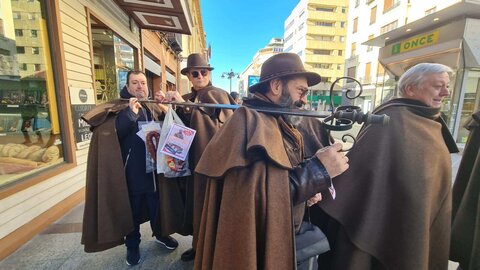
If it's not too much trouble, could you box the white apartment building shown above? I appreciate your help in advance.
[346,0,480,143]
[238,38,283,97]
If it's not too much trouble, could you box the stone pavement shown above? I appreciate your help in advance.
[0,202,194,270]
[0,150,464,270]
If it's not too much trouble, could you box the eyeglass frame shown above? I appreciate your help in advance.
[190,69,210,78]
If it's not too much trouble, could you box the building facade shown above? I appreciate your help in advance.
[344,0,461,113]
[353,0,479,143]
[0,0,206,259]
[238,38,283,97]
[283,0,349,109]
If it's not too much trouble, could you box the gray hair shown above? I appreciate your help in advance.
[397,63,453,97]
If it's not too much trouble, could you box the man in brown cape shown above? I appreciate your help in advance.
[193,53,349,270]
[163,53,236,261]
[81,71,184,266]
[316,63,459,270]
[450,110,480,270]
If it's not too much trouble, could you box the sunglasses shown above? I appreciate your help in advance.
[190,69,209,78]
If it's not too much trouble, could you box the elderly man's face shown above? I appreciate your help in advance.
[126,73,148,99]
[187,68,210,91]
[409,72,450,108]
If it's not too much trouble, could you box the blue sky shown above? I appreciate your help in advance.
[200,0,299,93]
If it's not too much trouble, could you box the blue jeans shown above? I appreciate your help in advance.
[125,192,159,249]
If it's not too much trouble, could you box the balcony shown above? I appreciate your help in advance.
[308,11,347,21]
[306,25,345,36]
[306,40,344,50]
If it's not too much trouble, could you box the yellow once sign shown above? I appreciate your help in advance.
[391,31,439,54]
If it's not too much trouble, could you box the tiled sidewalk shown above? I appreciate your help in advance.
[0,203,194,270]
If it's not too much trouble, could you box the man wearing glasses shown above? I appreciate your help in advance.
[193,53,348,269]
[163,53,236,262]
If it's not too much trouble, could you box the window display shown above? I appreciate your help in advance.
[0,0,63,187]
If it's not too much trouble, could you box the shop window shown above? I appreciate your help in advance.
[457,70,480,143]
[0,0,64,188]
[91,23,138,103]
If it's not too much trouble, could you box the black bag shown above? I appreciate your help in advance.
[296,221,330,270]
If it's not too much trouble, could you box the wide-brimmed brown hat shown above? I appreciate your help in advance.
[248,53,321,93]
[181,53,214,75]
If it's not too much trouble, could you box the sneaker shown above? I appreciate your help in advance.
[181,248,196,262]
[126,246,140,266]
[155,235,179,250]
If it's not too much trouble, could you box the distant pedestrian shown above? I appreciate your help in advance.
[450,110,480,270]
[316,63,459,270]
[230,91,242,104]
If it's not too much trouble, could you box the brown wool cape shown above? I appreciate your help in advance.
[317,98,459,270]
[194,106,300,270]
[178,86,235,249]
[81,100,184,252]
[450,111,480,270]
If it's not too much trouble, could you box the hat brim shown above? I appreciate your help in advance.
[181,66,214,75]
[248,71,321,93]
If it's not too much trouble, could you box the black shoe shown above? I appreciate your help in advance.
[181,248,196,262]
[126,246,140,266]
[155,235,179,250]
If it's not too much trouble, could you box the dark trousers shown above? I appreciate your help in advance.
[125,192,159,249]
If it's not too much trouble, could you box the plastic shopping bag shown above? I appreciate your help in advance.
[157,105,192,177]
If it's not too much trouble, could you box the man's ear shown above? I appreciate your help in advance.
[404,85,416,97]
[269,79,282,96]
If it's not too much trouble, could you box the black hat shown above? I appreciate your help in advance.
[248,53,321,93]
[181,53,214,75]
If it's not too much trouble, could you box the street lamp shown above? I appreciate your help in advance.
[221,69,240,92]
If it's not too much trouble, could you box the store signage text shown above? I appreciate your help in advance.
[392,31,439,55]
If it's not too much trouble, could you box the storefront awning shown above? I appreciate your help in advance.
[380,39,462,77]
[364,1,480,48]
[113,0,192,34]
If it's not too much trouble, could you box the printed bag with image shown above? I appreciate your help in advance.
[157,105,192,177]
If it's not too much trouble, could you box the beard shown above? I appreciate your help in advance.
[278,88,305,127]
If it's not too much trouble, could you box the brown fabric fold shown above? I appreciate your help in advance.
[318,99,456,270]
[81,100,184,252]
[194,107,296,270]
[450,110,480,270]
[179,86,236,250]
